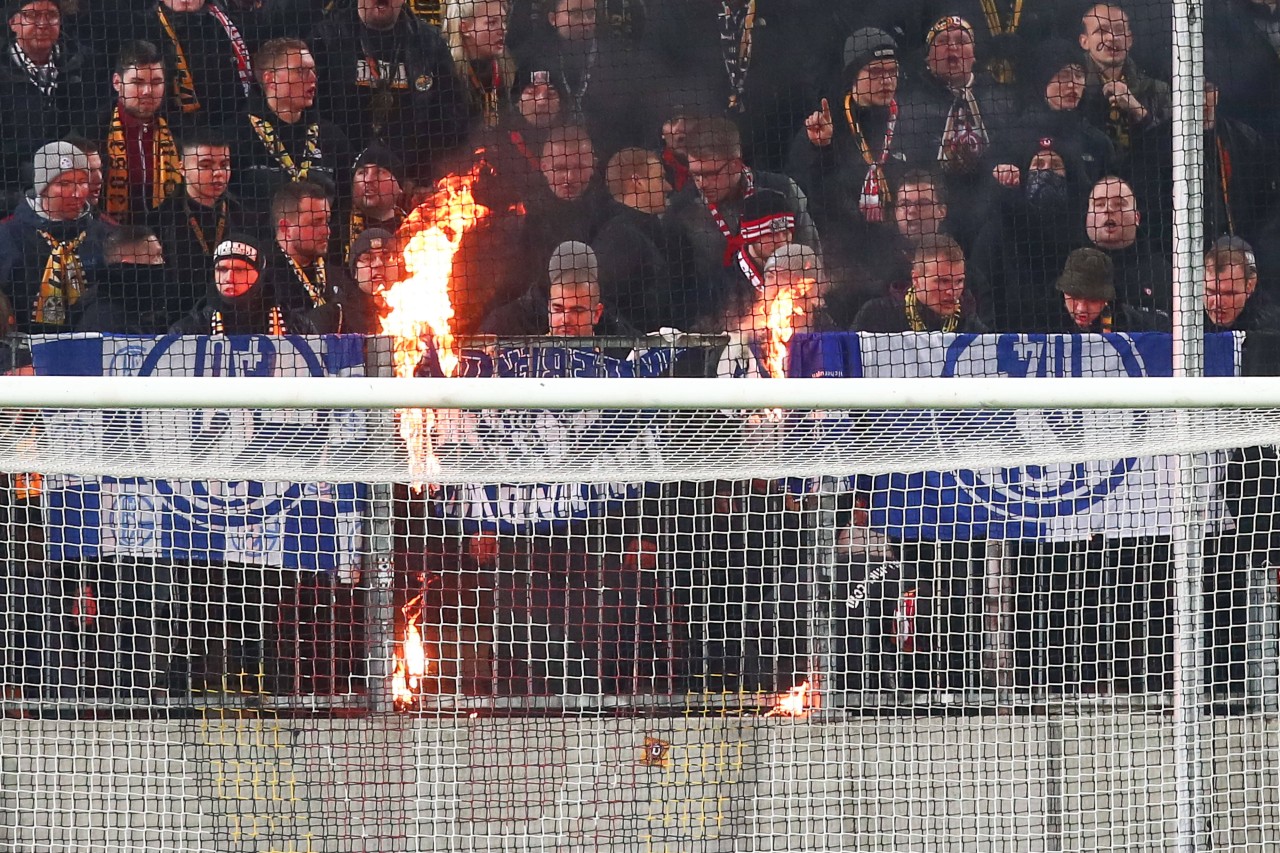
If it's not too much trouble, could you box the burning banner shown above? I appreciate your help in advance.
[392,592,430,708]
[379,162,492,486]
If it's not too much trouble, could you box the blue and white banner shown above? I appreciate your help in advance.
[427,345,676,532]
[789,332,1240,542]
[31,335,368,571]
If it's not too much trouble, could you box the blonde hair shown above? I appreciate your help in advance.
[604,147,660,200]
[911,232,964,269]
[442,0,516,89]
[254,38,310,85]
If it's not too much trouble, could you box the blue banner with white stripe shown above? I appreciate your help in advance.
[31,335,368,571]
[788,332,1240,541]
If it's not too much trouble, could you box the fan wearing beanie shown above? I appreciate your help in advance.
[0,140,110,332]
[341,227,400,333]
[790,28,901,229]
[171,234,318,334]
[339,143,408,261]
[479,240,637,347]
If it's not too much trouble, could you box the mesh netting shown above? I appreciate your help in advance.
[4,403,1280,483]
[3,0,1279,848]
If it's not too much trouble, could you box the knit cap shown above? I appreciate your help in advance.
[32,140,89,199]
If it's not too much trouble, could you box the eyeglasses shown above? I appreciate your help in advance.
[16,9,59,24]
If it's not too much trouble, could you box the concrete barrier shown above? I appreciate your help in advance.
[2,712,1277,852]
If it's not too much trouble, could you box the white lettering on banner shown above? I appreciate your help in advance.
[442,482,636,526]
[845,561,900,613]
[30,334,367,570]
[857,332,1234,541]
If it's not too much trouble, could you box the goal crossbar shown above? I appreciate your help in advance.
[3,375,1280,410]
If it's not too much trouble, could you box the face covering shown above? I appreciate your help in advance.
[1025,168,1069,209]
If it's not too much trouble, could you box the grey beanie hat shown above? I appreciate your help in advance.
[547,241,598,285]
[844,28,897,77]
[32,141,90,198]
[348,227,397,274]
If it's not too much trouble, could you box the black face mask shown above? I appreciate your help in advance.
[1025,169,1069,209]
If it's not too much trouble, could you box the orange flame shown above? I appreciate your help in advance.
[761,277,817,380]
[766,680,811,717]
[379,163,491,485]
[393,594,430,709]
[404,621,427,680]
[392,659,412,707]
[763,285,797,380]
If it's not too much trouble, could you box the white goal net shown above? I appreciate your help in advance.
[1,360,1278,852]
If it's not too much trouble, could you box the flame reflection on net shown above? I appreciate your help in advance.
[380,162,491,487]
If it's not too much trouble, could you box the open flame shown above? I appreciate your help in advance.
[379,162,491,485]
[393,593,430,708]
[761,277,817,380]
[763,285,798,380]
[766,680,811,717]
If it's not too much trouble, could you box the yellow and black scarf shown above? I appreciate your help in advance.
[467,59,503,129]
[105,107,182,220]
[33,229,87,326]
[211,304,287,335]
[406,0,441,27]
[904,287,959,333]
[978,0,1022,83]
[719,0,756,112]
[845,94,897,221]
[289,256,328,307]
[344,205,404,260]
[156,2,254,115]
[186,197,229,255]
[250,114,321,180]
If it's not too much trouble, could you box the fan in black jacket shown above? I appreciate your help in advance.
[310,0,469,183]
[0,0,101,207]
[171,233,319,334]
[227,37,352,217]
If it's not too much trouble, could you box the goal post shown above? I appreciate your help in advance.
[2,369,1279,851]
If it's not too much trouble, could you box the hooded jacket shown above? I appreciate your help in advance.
[851,285,988,333]
[76,262,184,333]
[666,167,820,294]
[970,131,1091,331]
[0,34,99,202]
[171,270,318,335]
[227,92,352,215]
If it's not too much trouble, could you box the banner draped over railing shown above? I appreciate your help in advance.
[26,332,1244,547]
[29,334,368,571]
[787,332,1241,541]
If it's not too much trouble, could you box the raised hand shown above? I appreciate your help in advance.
[805,98,834,148]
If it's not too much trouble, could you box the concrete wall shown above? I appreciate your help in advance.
[2,713,1277,852]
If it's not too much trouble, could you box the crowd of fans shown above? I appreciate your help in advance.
[2,0,1279,702]
[0,0,1274,344]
